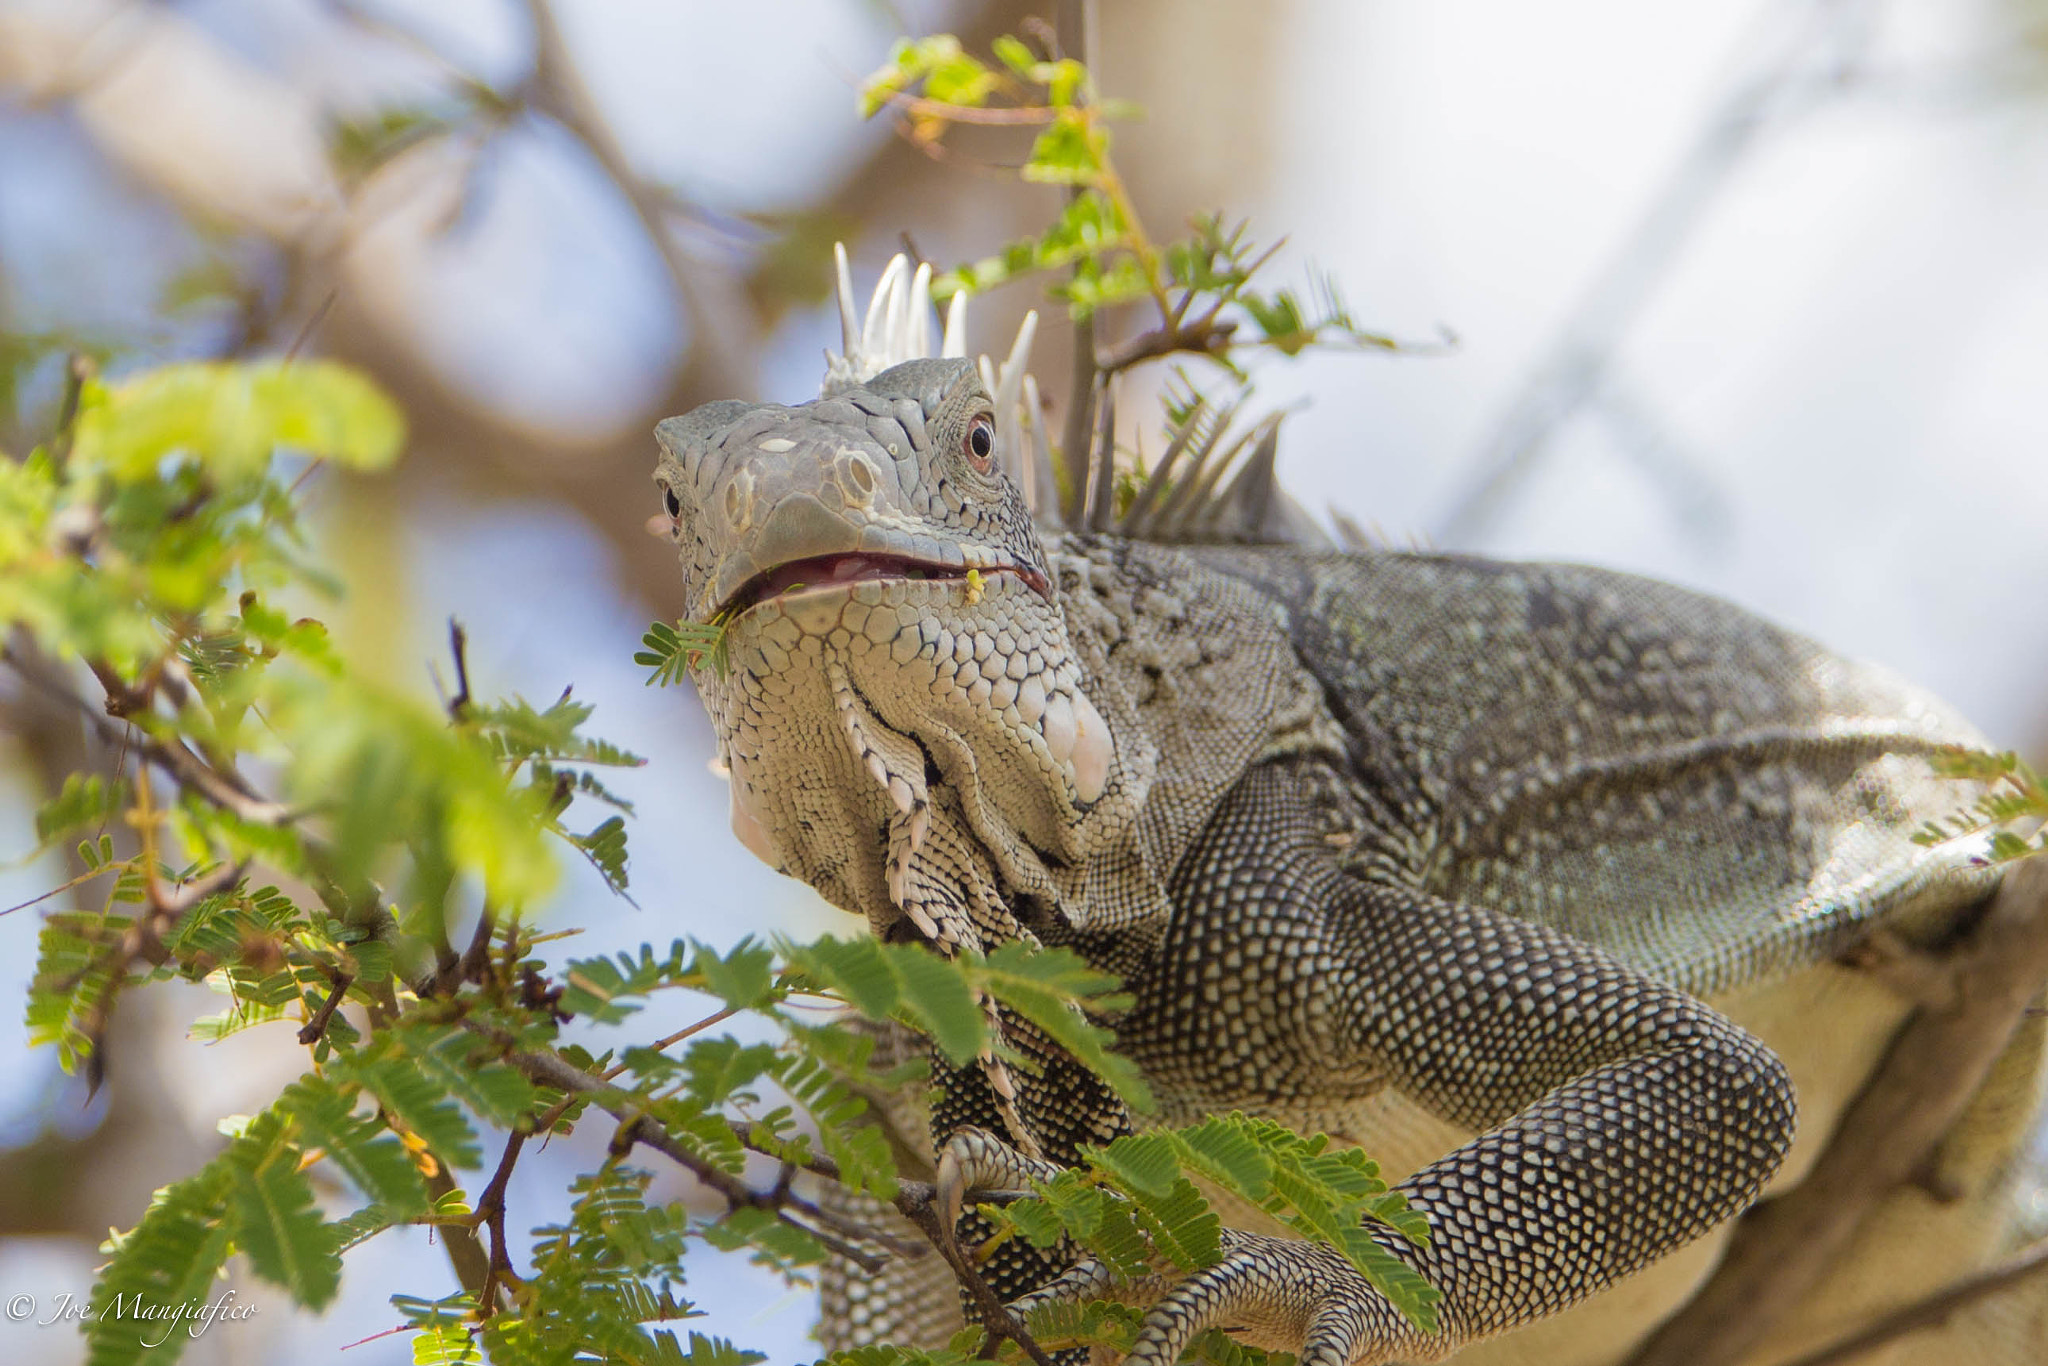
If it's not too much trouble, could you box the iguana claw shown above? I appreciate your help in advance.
[934,1126,1063,1232]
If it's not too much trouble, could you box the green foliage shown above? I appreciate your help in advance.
[1913,747,2048,862]
[638,618,731,685]
[990,1113,1438,1338]
[69,359,403,480]
[859,30,1410,387]
[84,1163,236,1366]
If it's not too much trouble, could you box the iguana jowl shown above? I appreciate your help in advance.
[650,267,2039,1364]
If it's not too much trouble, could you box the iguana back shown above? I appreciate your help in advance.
[1185,545,2000,996]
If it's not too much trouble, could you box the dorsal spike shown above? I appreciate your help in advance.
[1150,404,1239,534]
[1331,507,1378,551]
[1023,373,1063,529]
[941,292,969,359]
[833,243,861,359]
[907,263,934,362]
[993,312,1037,435]
[1118,397,1205,535]
[1087,380,1119,531]
[811,246,1326,545]
[1206,419,1282,539]
[862,255,909,361]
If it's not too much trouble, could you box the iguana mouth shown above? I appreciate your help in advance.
[717,552,1051,619]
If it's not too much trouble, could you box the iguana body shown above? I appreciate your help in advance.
[651,335,2047,1363]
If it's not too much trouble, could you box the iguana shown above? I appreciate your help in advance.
[649,256,2048,1364]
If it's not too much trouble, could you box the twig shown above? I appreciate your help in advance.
[2,648,292,827]
[460,904,497,983]
[2,862,118,917]
[297,968,355,1045]
[49,352,95,470]
[283,288,339,362]
[503,1045,894,1273]
[1096,314,1238,374]
[1624,855,2048,1366]
[472,1129,530,1316]
[868,89,1060,126]
[895,1182,1057,1366]
[1776,1238,2048,1366]
[595,1006,742,1081]
[445,619,473,720]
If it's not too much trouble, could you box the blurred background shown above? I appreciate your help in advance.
[2,0,2046,1361]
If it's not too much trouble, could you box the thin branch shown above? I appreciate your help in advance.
[1777,1238,2048,1366]
[1624,854,2048,1366]
[595,1006,741,1081]
[297,968,355,1045]
[445,619,473,721]
[2,646,294,826]
[2,862,118,917]
[472,1129,530,1317]
[283,288,339,362]
[1096,314,1238,374]
[460,903,497,983]
[502,1044,897,1273]
[868,89,1060,126]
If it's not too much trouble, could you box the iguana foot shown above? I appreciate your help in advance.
[938,1127,1416,1365]
[1012,1227,1411,1366]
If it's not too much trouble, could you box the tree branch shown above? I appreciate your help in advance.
[1625,854,2048,1366]
[1778,1238,2048,1366]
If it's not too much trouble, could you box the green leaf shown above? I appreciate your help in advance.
[560,941,691,1022]
[34,773,127,845]
[278,1074,431,1216]
[887,943,987,1064]
[570,814,632,895]
[404,1026,538,1128]
[683,1036,778,1106]
[693,937,776,1010]
[973,942,1149,1112]
[638,618,730,684]
[225,1114,343,1308]
[669,1331,767,1365]
[71,359,405,481]
[410,1322,483,1365]
[1023,110,1108,185]
[340,1052,483,1169]
[85,1164,235,1366]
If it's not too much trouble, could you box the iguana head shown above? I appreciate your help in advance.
[653,356,1148,950]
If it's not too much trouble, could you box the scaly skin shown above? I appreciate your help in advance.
[653,358,2037,1363]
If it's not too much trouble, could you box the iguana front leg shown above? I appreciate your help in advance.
[1029,758,1800,1362]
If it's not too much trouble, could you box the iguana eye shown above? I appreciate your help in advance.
[964,415,995,473]
[662,486,681,518]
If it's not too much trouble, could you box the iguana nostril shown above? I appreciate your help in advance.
[723,475,752,531]
[842,453,878,506]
